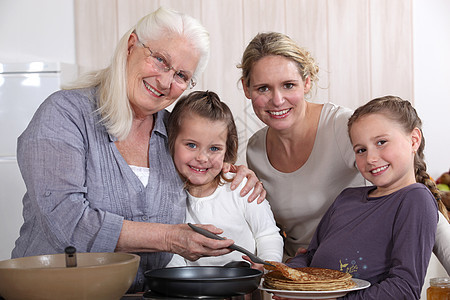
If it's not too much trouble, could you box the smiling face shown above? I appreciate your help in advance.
[173,114,228,197]
[126,33,200,118]
[243,55,311,132]
[349,113,421,197]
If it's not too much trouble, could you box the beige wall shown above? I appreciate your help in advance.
[74,0,413,164]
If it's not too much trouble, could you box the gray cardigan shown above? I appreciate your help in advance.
[12,87,186,292]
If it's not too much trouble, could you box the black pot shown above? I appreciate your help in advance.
[144,266,263,297]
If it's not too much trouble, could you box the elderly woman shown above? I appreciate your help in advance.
[12,7,263,292]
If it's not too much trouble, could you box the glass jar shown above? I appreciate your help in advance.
[427,277,450,300]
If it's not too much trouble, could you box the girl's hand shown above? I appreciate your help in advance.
[295,247,307,256]
[285,247,307,263]
[242,255,264,272]
[224,163,266,203]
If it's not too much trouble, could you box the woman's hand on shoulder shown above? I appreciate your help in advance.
[284,247,307,264]
[166,224,234,261]
[224,163,266,204]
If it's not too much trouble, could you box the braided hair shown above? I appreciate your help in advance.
[348,95,449,221]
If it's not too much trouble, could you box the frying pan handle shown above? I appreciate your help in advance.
[187,223,226,240]
[187,223,275,267]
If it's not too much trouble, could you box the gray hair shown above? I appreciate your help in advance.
[66,7,210,140]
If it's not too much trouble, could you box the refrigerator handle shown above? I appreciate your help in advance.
[0,156,18,163]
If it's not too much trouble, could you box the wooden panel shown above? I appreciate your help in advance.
[240,0,288,161]
[370,0,414,103]
[159,0,202,19]
[242,0,286,41]
[201,0,249,163]
[73,0,414,164]
[327,0,371,109]
[285,0,330,104]
[116,0,161,37]
[74,0,119,73]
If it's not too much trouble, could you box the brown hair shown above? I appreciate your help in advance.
[168,90,238,188]
[238,32,319,94]
[348,95,449,221]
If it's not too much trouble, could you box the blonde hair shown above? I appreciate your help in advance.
[238,32,319,94]
[66,7,210,140]
[348,95,449,221]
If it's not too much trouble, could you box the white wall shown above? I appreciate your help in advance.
[0,0,75,64]
[413,0,450,180]
[0,0,76,261]
[413,0,450,298]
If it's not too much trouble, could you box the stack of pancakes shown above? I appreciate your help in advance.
[263,262,356,291]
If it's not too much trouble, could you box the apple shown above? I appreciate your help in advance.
[437,171,450,185]
[437,183,450,191]
[440,173,450,185]
[441,191,450,211]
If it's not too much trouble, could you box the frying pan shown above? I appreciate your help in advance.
[144,266,263,297]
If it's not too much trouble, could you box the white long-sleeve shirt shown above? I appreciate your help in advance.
[434,211,450,275]
[167,178,283,267]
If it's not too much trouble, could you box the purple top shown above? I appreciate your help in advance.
[288,183,438,299]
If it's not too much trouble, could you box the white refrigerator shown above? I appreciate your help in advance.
[0,62,76,260]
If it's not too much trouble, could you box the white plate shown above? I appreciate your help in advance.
[259,278,370,299]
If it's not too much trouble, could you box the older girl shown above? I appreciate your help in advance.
[286,96,442,299]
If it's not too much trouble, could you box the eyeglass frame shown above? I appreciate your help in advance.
[134,33,197,89]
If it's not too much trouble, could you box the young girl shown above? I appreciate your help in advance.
[284,96,441,299]
[166,90,283,270]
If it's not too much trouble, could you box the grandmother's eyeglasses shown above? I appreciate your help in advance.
[135,35,197,89]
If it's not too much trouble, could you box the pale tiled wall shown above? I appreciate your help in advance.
[74,0,414,164]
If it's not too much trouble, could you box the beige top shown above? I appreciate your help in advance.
[246,102,365,259]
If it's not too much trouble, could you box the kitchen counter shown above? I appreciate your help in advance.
[121,293,145,299]
[120,292,240,300]
[1,292,243,300]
